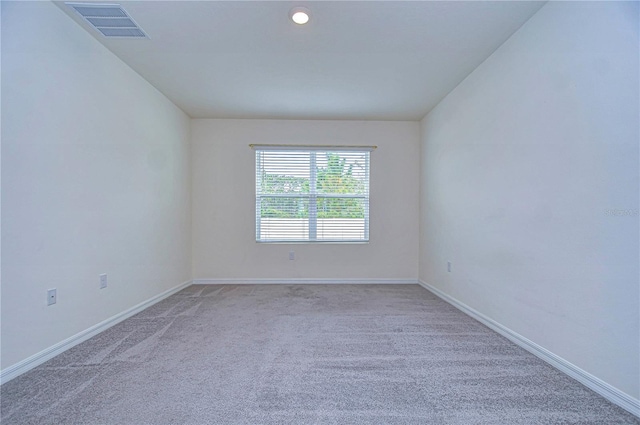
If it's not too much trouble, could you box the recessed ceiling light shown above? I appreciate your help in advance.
[290,7,310,25]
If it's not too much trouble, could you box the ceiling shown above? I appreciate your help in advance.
[55,1,545,120]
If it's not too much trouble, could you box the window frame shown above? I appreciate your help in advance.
[252,144,375,244]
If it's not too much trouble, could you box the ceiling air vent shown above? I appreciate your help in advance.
[66,3,148,38]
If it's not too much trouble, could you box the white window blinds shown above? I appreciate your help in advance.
[253,145,373,243]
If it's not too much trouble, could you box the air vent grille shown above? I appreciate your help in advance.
[86,17,137,28]
[66,3,148,38]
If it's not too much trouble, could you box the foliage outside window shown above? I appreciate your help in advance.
[254,147,371,242]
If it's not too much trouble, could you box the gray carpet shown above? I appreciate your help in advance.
[1,284,638,424]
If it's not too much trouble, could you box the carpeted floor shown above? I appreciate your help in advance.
[1,284,638,424]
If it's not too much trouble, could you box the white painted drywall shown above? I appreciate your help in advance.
[419,1,639,399]
[192,119,419,280]
[1,1,192,369]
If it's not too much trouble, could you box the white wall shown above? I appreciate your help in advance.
[420,1,639,400]
[1,1,191,369]
[192,119,419,281]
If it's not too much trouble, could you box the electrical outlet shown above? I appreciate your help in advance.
[100,273,108,289]
[289,251,295,260]
[447,261,452,273]
[47,288,57,306]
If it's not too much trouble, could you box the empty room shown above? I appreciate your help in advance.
[1,0,638,423]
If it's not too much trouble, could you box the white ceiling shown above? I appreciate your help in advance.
[56,1,545,120]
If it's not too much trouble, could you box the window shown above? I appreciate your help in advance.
[253,145,374,243]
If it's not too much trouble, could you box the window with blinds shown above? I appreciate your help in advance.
[253,145,373,243]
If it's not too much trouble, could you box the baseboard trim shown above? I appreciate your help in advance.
[417,280,640,418]
[193,278,419,285]
[0,280,193,385]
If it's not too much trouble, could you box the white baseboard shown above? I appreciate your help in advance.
[0,280,193,385]
[193,278,419,285]
[417,280,640,418]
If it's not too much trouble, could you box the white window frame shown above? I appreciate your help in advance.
[252,144,375,243]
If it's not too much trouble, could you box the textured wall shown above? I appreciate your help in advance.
[192,119,420,281]
[1,1,192,369]
[420,1,639,398]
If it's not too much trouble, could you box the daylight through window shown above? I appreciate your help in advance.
[253,145,373,242]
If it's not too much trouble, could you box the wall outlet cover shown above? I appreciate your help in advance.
[47,288,57,305]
